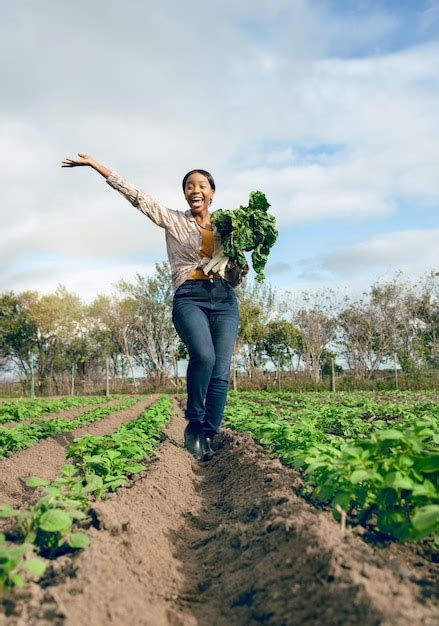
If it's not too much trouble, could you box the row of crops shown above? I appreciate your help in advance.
[224,391,439,544]
[0,395,173,590]
[0,396,141,458]
[0,395,118,424]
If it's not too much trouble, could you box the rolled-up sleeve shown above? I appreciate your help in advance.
[106,172,179,232]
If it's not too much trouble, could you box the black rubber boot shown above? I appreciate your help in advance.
[184,421,207,461]
[202,428,216,461]
[203,436,215,461]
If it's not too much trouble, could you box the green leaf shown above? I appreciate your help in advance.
[414,455,439,473]
[23,558,47,576]
[10,572,24,588]
[411,480,438,499]
[39,509,72,533]
[398,455,414,469]
[106,450,121,461]
[125,463,144,474]
[83,474,104,493]
[0,504,18,518]
[385,472,414,490]
[332,491,352,511]
[105,478,127,491]
[67,532,90,549]
[376,430,405,442]
[412,505,439,533]
[314,483,337,501]
[24,531,37,544]
[343,446,363,458]
[25,476,50,488]
[67,509,86,521]
[376,509,406,534]
[60,464,77,477]
[350,470,371,484]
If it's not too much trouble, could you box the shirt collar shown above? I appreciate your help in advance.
[184,209,217,231]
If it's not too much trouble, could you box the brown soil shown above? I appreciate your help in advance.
[1,399,437,626]
[0,400,122,430]
[0,397,158,512]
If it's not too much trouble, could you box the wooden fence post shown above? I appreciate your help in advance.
[30,352,35,400]
[106,356,110,397]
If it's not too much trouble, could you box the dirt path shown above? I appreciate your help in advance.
[2,399,437,626]
[0,396,157,510]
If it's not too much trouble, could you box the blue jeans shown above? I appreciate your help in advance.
[172,278,239,434]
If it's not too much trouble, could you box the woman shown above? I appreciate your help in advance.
[62,154,247,462]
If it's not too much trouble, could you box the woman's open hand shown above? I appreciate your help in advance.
[61,154,112,179]
[61,153,94,167]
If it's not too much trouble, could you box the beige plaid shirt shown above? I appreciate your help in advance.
[106,172,245,291]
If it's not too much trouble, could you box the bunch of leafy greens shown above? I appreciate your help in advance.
[211,191,278,283]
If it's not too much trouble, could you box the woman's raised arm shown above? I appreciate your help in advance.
[61,153,185,237]
[61,153,111,179]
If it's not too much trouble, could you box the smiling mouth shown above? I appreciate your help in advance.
[191,197,203,206]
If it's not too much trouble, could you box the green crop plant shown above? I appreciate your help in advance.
[0,535,46,589]
[294,419,439,542]
[0,396,144,458]
[224,392,439,544]
[0,466,90,558]
[0,395,173,590]
[67,395,172,498]
[0,395,118,424]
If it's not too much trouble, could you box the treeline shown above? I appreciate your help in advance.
[0,264,437,394]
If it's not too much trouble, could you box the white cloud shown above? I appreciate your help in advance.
[299,229,439,279]
[217,42,439,225]
[265,261,292,276]
[1,2,438,297]
[3,261,157,302]
[218,161,397,224]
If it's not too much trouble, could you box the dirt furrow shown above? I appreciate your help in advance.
[2,399,436,626]
[0,396,158,511]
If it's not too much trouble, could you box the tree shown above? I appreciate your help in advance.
[116,262,176,384]
[293,291,337,381]
[337,274,436,377]
[0,287,86,392]
[87,294,135,380]
[263,319,301,371]
[25,286,85,391]
[414,271,439,369]
[235,281,275,379]
[0,291,37,379]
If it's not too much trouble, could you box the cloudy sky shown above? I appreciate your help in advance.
[1,0,438,301]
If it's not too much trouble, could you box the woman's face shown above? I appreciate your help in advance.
[184,172,214,214]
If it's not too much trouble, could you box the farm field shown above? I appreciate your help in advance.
[0,391,438,625]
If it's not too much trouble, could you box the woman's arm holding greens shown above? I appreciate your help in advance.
[61,153,111,179]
